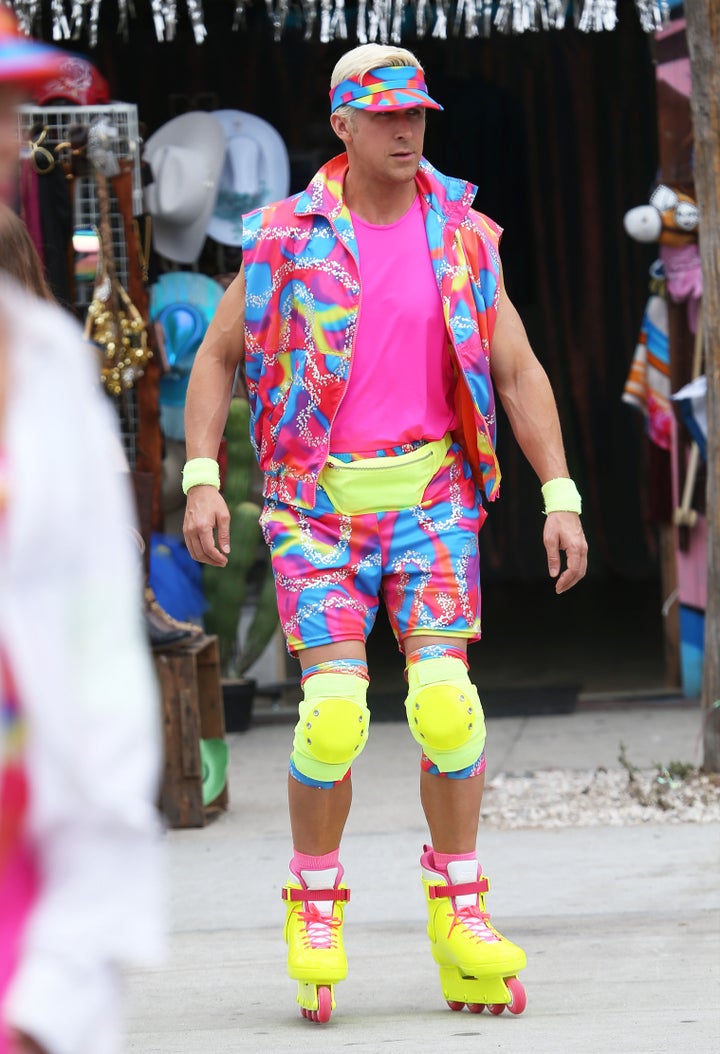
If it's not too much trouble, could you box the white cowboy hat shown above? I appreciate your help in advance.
[144,112,225,264]
[206,110,290,247]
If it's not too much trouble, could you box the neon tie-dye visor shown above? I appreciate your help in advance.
[330,66,443,114]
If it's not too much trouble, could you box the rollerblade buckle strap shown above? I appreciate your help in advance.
[283,886,351,903]
[428,878,489,900]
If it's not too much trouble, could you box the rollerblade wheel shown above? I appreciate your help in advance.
[467,1003,485,1014]
[505,976,527,1016]
[316,986,332,1024]
[447,1000,465,1012]
[489,1003,505,1015]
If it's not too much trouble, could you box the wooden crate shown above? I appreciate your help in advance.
[154,635,229,828]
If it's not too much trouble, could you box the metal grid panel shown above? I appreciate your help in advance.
[18,103,143,467]
[17,103,142,310]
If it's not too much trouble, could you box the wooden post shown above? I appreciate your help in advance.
[686,1,720,770]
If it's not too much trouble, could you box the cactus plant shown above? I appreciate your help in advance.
[203,397,279,679]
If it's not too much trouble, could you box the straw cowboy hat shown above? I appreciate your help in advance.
[206,109,290,248]
[144,112,225,264]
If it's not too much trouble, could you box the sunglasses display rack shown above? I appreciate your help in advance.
[17,102,142,311]
[17,102,143,468]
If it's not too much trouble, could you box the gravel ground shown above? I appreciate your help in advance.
[482,766,720,828]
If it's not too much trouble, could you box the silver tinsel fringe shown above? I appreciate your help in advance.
[266,0,288,41]
[432,0,449,39]
[7,0,670,47]
[301,0,317,39]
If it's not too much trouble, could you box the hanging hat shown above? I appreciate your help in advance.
[206,110,290,248]
[150,272,225,440]
[0,6,67,88]
[200,738,229,806]
[34,55,110,106]
[144,112,225,265]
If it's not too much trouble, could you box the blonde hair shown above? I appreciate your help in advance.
[331,44,423,123]
[330,44,423,89]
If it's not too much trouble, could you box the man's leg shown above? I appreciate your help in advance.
[288,640,367,854]
[404,635,484,853]
[404,634,526,1013]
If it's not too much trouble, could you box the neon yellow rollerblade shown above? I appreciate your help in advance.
[421,846,527,1015]
[282,872,350,1023]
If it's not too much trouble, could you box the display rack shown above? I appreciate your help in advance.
[17,102,143,310]
[17,103,144,467]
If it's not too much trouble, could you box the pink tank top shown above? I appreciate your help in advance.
[330,195,458,452]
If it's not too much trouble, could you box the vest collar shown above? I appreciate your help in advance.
[294,153,478,231]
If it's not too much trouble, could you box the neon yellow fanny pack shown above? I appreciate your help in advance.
[318,434,451,516]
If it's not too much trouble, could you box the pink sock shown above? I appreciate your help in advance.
[433,849,477,870]
[291,848,340,872]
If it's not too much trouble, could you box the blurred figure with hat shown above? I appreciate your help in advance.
[0,10,163,1054]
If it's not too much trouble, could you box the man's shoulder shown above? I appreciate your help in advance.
[243,191,305,234]
[463,206,503,244]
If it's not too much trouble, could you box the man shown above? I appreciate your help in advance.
[184,43,587,1024]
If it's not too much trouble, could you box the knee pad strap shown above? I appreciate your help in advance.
[405,657,486,774]
[292,672,370,784]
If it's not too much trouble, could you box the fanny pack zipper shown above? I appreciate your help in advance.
[326,448,434,471]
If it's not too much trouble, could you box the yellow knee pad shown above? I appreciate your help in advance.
[292,673,370,783]
[405,657,486,773]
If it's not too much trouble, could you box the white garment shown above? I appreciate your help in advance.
[0,280,164,1054]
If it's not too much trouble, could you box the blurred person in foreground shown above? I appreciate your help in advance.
[0,11,163,1054]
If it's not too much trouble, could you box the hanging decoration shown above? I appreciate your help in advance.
[232,0,246,29]
[85,117,152,397]
[368,0,391,43]
[415,0,428,37]
[50,0,70,38]
[357,0,368,40]
[391,0,404,42]
[454,0,479,39]
[266,0,289,41]
[576,0,617,31]
[546,0,568,29]
[479,0,494,35]
[302,0,317,39]
[7,0,671,45]
[494,0,549,34]
[634,0,667,32]
[432,0,449,38]
[319,0,347,41]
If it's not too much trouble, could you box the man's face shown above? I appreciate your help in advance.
[0,91,20,203]
[339,106,427,186]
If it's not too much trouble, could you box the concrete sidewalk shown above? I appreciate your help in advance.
[126,707,720,1054]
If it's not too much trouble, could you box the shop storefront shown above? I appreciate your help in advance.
[8,0,700,709]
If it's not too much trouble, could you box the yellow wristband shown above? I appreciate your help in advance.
[182,458,221,495]
[542,477,582,516]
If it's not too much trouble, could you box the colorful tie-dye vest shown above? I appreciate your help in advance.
[242,153,502,512]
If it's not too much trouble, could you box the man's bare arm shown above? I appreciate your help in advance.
[490,275,588,594]
[183,268,246,567]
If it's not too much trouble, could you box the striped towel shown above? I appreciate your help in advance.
[622,294,672,451]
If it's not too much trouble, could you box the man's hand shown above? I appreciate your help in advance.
[543,512,588,594]
[183,486,231,567]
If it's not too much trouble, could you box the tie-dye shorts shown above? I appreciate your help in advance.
[259,441,486,655]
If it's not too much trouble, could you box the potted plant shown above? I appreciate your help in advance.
[203,397,279,731]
